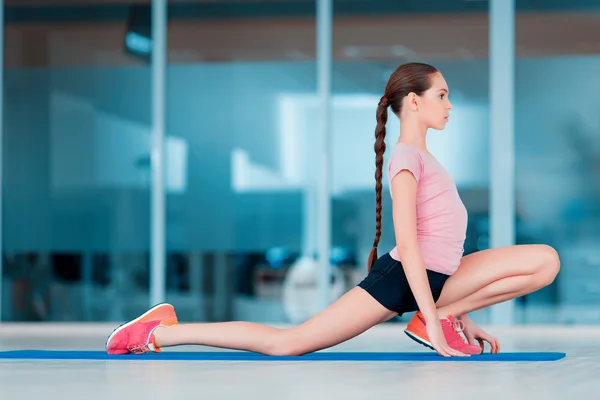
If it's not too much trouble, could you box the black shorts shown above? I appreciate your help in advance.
[357,252,450,316]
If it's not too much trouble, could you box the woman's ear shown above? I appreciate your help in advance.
[406,92,419,111]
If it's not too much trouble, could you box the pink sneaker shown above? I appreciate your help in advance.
[405,312,483,355]
[105,303,178,355]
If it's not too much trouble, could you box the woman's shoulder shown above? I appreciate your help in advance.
[389,143,429,167]
[388,143,427,182]
[393,142,432,157]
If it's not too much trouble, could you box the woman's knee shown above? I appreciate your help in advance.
[536,244,560,285]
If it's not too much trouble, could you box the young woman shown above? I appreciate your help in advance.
[105,62,560,358]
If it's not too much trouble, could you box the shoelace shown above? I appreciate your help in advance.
[441,319,467,345]
[128,335,153,354]
[128,344,151,354]
[125,323,157,354]
[452,319,465,333]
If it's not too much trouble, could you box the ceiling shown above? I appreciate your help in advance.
[4,0,600,23]
[4,0,600,13]
[3,1,600,67]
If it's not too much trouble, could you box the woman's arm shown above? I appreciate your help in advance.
[389,170,438,323]
[390,169,467,357]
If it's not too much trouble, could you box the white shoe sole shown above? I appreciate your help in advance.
[404,329,435,351]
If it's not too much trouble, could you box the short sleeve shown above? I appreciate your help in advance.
[388,146,423,183]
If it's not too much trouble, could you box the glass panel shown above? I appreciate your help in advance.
[332,1,491,322]
[2,1,152,321]
[515,4,600,324]
[165,1,319,323]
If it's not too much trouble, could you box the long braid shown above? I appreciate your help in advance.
[365,62,438,273]
[367,96,389,272]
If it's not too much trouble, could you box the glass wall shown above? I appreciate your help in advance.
[4,0,599,326]
[2,1,153,321]
[164,1,318,323]
[331,2,491,322]
[514,5,600,324]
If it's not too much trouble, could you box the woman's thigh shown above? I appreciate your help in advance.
[435,244,560,307]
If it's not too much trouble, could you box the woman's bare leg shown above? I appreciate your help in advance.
[153,287,397,356]
[433,244,560,317]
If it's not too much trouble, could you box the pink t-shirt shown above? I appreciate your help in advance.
[387,143,467,276]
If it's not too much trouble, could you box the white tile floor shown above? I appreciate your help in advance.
[0,323,597,399]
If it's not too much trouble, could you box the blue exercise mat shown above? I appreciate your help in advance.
[0,350,565,362]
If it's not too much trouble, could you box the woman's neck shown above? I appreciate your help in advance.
[398,119,428,151]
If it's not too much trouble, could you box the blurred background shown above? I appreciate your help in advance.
[1,0,599,326]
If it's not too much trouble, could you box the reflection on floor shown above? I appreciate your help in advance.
[0,323,598,399]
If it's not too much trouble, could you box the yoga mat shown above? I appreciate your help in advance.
[0,350,565,362]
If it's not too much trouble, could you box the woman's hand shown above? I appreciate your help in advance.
[460,314,500,354]
[425,317,468,357]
